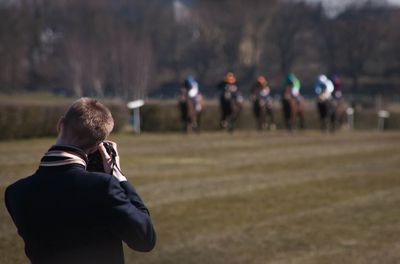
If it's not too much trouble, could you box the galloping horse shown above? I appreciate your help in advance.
[317,97,335,132]
[178,77,204,133]
[331,75,346,130]
[332,98,346,129]
[318,97,345,132]
[281,87,305,131]
[251,76,276,131]
[281,74,305,131]
[219,73,243,133]
[315,74,344,132]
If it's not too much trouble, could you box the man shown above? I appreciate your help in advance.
[285,73,301,99]
[5,98,156,264]
[314,74,334,102]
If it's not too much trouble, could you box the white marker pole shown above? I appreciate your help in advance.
[127,100,145,135]
[134,108,141,135]
[377,110,390,131]
[346,107,354,130]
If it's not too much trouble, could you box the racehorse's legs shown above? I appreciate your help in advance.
[290,100,297,131]
[298,110,305,130]
[259,106,267,130]
[267,108,276,130]
[335,101,345,130]
[329,106,336,133]
[228,110,239,133]
[194,112,202,133]
[220,100,232,129]
[179,101,189,133]
[187,101,196,133]
[282,100,293,131]
[327,100,337,133]
[294,99,305,130]
[318,101,328,132]
[227,101,243,133]
[331,115,336,132]
[225,111,237,133]
[228,116,235,133]
[253,102,260,130]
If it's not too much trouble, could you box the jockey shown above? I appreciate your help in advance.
[330,74,343,99]
[315,74,336,132]
[285,73,301,98]
[258,76,271,103]
[252,75,272,106]
[184,76,199,98]
[218,72,243,130]
[184,75,203,112]
[251,75,275,130]
[314,74,334,102]
[281,73,305,131]
[220,72,243,103]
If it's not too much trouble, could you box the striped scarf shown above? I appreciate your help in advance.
[40,145,88,169]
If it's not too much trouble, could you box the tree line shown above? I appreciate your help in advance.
[0,0,399,99]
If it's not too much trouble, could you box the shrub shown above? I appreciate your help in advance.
[0,99,128,140]
[1,98,398,140]
[138,100,400,132]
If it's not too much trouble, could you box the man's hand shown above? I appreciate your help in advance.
[98,141,127,182]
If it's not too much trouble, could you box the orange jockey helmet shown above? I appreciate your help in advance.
[257,75,267,86]
[224,72,236,84]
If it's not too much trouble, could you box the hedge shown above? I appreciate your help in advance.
[1,99,399,140]
[140,100,400,132]
[0,99,128,140]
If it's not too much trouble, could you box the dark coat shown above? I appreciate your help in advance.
[5,147,156,264]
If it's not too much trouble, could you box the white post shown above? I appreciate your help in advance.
[134,108,141,135]
[377,110,390,131]
[127,100,145,135]
[346,107,354,130]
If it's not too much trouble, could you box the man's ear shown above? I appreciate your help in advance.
[57,117,65,133]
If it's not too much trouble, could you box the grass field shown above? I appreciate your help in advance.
[1,131,400,264]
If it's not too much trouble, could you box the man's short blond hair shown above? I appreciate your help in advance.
[63,98,114,149]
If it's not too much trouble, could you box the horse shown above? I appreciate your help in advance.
[317,97,335,132]
[219,84,243,133]
[333,96,346,130]
[178,88,204,133]
[317,97,346,132]
[281,86,305,132]
[252,90,275,131]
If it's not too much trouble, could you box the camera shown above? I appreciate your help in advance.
[87,142,117,173]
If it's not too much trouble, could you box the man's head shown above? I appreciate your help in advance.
[57,98,114,153]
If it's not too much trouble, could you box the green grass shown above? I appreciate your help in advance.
[1,131,400,263]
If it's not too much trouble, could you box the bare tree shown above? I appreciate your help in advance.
[382,8,400,77]
[269,1,309,77]
[333,3,386,91]
[0,0,398,98]
[0,4,33,92]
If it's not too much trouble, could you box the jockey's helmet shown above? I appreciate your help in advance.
[184,76,196,89]
[257,75,267,86]
[225,72,236,84]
